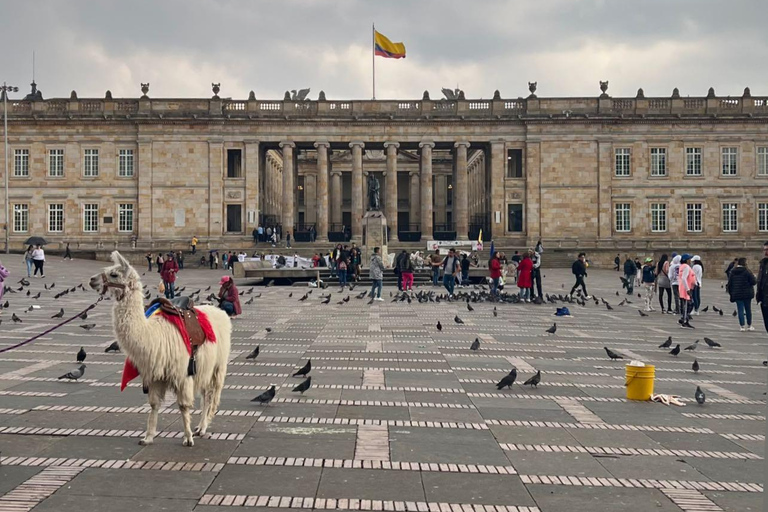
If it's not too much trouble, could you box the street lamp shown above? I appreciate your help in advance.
[1,82,19,254]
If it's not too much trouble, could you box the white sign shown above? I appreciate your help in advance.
[174,209,185,227]
[426,240,482,252]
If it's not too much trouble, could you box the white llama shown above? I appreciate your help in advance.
[89,251,231,447]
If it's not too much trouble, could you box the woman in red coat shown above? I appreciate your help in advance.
[160,253,179,299]
[218,276,242,317]
[489,252,502,297]
[517,252,533,302]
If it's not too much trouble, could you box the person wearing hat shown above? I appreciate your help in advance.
[217,275,242,317]
[641,257,656,312]
[678,254,695,328]
[160,252,179,299]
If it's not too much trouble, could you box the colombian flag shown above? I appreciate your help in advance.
[374,31,406,59]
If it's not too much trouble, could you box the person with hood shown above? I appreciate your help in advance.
[668,254,682,315]
[641,257,656,312]
[489,251,502,297]
[0,258,9,307]
[656,254,672,313]
[623,255,637,295]
[516,252,533,302]
[727,257,756,331]
[394,249,408,291]
[725,258,737,279]
[569,253,590,299]
[678,254,696,328]
[399,250,415,292]
[217,275,242,317]
[368,247,386,301]
[614,253,621,271]
[756,242,768,334]
[691,256,703,315]
[160,252,179,299]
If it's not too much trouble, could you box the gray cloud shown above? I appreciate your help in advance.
[1,0,766,101]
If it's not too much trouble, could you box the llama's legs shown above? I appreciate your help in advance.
[140,383,166,446]
[194,390,212,437]
[177,383,195,447]
[196,366,225,436]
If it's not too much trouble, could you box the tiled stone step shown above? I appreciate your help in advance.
[271,398,473,409]
[0,466,84,512]
[0,425,244,441]
[518,474,761,493]
[256,416,489,430]
[486,419,715,434]
[501,443,761,460]
[660,488,724,511]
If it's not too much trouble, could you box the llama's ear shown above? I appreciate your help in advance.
[111,251,130,269]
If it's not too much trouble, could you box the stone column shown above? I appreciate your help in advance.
[330,170,342,227]
[280,141,295,238]
[314,141,330,241]
[419,141,435,238]
[454,141,470,239]
[409,171,420,231]
[384,142,399,236]
[350,141,365,239]
[244,140,260,233]
[489,141,505,237]
[435,175,447,227]
[137,139,153,240]
[209,139,224,238]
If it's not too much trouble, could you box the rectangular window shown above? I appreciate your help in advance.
[686,203,703,232]
[14,149,29,177]
[83,149,99,177]
[721,147,738,176]
[48,204,64,233]
[650,148,667,177]
[83,204,99,232]
[614,203,631,232]
[722,203,738,232]
[758,147,768,176]
[13,204,28,232]
[118,149,134,177]
[118,204,134,232]
[507,149,523,178]
[651,203,667,232]
[226,149,242,178]
[507,204,523,232]
[226,204,242,233]
[48,149,64,177]
[686,147,702,176]
[759,203,768,232]
[614,148,631,177]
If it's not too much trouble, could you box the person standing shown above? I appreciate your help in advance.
[31,245,45,278]
[430,249,442,286]
[191,236,198,255]
[177,251,184,270]
[489,251,502,298]
[394,249,408,291]
[569,253,590,298]
[668,255,682,314]
[441,248,459,297]
[0,258,9,307]
[460,253,472,287]
[156,253,164,273]
[257,225,264,242]
[614,253,621,271]
[725,258,737,280]
[23,245,34,278]
[641,257,656,312]
[145,252,153,271]
[369,247,385,301]
[399,251,415,292]
[252,227,258,244]
[337,254,348,289]
[756,242,768,334]
[691,256,703,315]
[656,254,672,314]
[217,275,241,318]
[678,254,695,328]
[64,242,72,260]
[623,256,636,295]
[286,232,292,249]
[160,252,179,299]
[531,247,543,300]
[728,257,756,332]
[516,252,533,302]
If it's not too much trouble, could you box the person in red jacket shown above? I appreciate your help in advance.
[218,275,242,317]
[489,251,502,297]
[160,252,179,299]
[516,252,533,302]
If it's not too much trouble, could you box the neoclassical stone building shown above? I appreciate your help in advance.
[2,83,768,256]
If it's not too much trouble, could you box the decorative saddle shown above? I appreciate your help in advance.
[147,296,206,347]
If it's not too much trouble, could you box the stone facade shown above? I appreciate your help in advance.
[1,87,767,255]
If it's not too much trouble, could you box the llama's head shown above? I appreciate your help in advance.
[89,251,141,300]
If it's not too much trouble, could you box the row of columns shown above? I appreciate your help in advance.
[278,140,472,241]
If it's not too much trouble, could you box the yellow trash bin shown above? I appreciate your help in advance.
[625,364,655,401]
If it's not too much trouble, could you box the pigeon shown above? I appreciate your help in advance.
[265,327,273,333]
[244,297,254,305]
[288,292,293,298]
[293,360,311,377]
[51,308,64,319]
[292,376,312,394]
[496,369,517,390]
[618,299,627,306]
[26,290,30,296]
[695,386,705,405]
[658,336,672,348]
[712,306,721,313]
[58,364,86,381]
[33,292,41,299]
[11,313,22,323]
[605,303,614,310]
[454,315,464,324]
[703,337,721,348]
[343,296,350,303]
[701,306,709,313]
[604,347,623,360]
[436,321,442,331]
[76,347,87,363]
[80,324,96,330]
[239,290,245,296]
[205,286,211,291]
[616,291,620,296]
[718,310,723,316]
[321,296,331,304]
[638,310,648,317]
[246,288,253,294]
[467,303,474,312]
[2,301,8,308]
[470,338,480,351]
[104,341,120,353]
[669,344,681,356]
[26,305,34,313]
[79,311,88,320]
[523,370,541,388]
[251,385,276,404]
[732,310,737,317]
[246,346,260,360]
[19,278,29,286]
[493,307,497,317]
[684,340,699,351]
[692,359,699,373]
[545,323,557,334]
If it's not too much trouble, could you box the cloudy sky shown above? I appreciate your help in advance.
[2,0,766,101]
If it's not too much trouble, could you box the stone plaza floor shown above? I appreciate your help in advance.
[0,257,765,511]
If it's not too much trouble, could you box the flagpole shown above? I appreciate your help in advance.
[372,23,376,100]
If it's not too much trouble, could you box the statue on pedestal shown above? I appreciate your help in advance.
[367,174,380,211]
